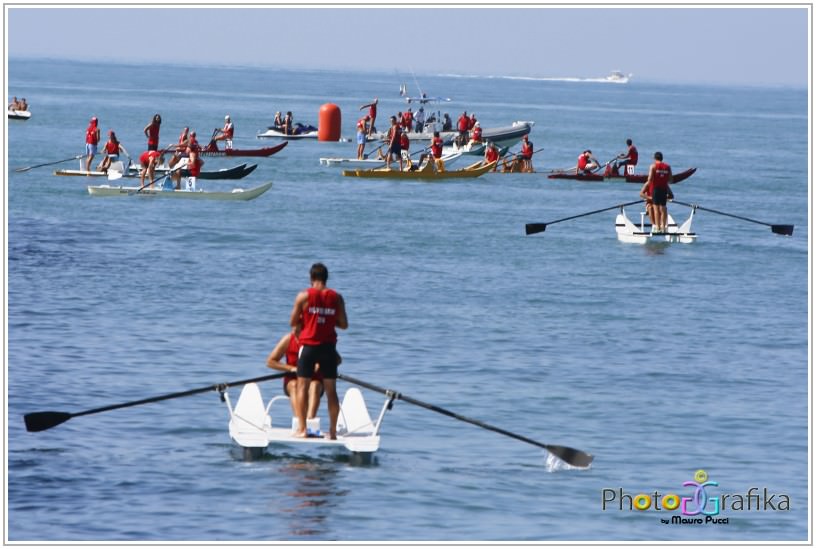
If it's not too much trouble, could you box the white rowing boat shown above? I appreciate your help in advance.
[8,109,31,121]
[87,181,273,201]
[615,207,697,244]
[319,151,463,168]
[223,382,391,460]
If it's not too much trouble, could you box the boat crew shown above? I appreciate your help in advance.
[168,127,190,168]
[172,131,202,191]
[576,150,599,174]
[611,138,639,176]
[401,108,413,133]
[468,122,483,146]
[97,130,128,174]
[266,322,336,428]
[84,116,101,172]
[139,149,164,189]
[484,141,500,171]
[520,134,534,173]
[431,131,445,172]
[289,263,348,440]
[143,114,161,152]
[640,151,674,233]
[456,112,469,147]
[359,98,378,138]
[213,115,234,149]
[356,115,370,160]
[386,116,403,171]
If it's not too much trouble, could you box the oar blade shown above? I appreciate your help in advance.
[771,224,794,236]
[525,223,547,235]
[24,411,72,432]
[546,445,594,469]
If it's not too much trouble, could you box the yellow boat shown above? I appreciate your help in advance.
[342,160,497,180]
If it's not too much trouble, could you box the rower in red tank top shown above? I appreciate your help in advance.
[640,151,674,233]
[266,325,327,424]
[289,263,348,439]
[143,114,161,151]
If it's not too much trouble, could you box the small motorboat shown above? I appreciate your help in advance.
[256,123,319,139]
[8,109,31,121]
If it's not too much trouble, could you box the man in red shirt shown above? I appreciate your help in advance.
[359,97,378,138]
[289,263,348,439]
[213,115,234,149]
[613,138,639,175]
[640,151,674,232]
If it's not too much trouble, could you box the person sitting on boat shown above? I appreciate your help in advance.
[414,107,426,133]
[468,121,483,147]
[8,96,18,111]
[385,116,403,171]
[84,116,101,172]
[356,115,370,160]
[282,111,293,135]
[468,113,478,130]
[273,111,284,130]
[168,127,190,169]
[576,150,600,174]
[640,151,674,233]
[97,130,129,174]
[139,149,164,189]
[520,134,535,173]
[172,131,203,191]
[400,131,415,170]
[609,138,639,176]
[266,322,343,430]
[19,98,28,111]
[483,141,500,172]
[213,115,234,149]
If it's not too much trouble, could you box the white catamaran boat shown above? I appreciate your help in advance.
[615,206,697,244]
[223,382,392,460]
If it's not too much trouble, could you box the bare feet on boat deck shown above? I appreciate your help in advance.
[325,433,337,440]
[293,430,308,438]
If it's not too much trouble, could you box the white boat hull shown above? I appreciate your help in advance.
[87,181,272,201]
[256,128,318,139]
[615,208,697,244]
[8,109,31,120]
[224,383,389,456]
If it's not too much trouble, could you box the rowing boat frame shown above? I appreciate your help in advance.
[615,206,697,244]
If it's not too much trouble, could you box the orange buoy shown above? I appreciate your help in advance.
[318,103,342,142]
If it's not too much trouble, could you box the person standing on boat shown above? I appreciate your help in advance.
[520,134,535,173]
[359,98,378,138]
[289,263,348,440]
[97,130,129,174]
[612,138,638,175]
[266,321,340,427]
[640,151,674,233]
[442,113,453,132]
[414,107,426,133]
[213,115,234,149]
[356,115,370,160]
[456,111,469,147]
[138,149,164,189]
[386,116,403,171]
[144,113,161,152]
[84,116,101,172]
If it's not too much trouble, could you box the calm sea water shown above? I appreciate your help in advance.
[6,58,808,542]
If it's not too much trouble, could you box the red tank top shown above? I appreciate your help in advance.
[86,124,99,145]
[577,154,588,171]
[652,161,671,189]
[299,288,339,345]
[105,141,119,154]
[146,123,160,146]
[486,147,499,163]
[224,123,234,139]
[431,137,443,158]
[285,331,300,365]
[628,146,639,165]
[472,127,482,141]
[521,141,533,159]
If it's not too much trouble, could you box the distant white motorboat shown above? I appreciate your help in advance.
[8,109,31,121]
[604,70,632,84]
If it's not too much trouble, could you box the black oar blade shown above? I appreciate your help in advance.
[525,223,547,235]
[771,224,794,236]
[547,445,594,468]
[24,411,72,432]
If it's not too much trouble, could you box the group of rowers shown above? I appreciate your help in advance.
[8,96,29,112]
[82,113,236,189]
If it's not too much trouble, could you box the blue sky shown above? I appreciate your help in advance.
[6,5,809,87]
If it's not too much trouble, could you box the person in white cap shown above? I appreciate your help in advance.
[213,114,234,149]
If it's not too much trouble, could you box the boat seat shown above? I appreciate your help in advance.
[227,383,272,448]
[337,388,373,435]
[225,139,233,150]
[626,165,635,175]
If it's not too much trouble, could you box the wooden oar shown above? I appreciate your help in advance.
[338,373,593,468]
[525,199,644,235]
[672,200,794,236]
[23,372,287,433]
[15,154,83,173]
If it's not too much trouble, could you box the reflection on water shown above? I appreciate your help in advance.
[275,459,345,538]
